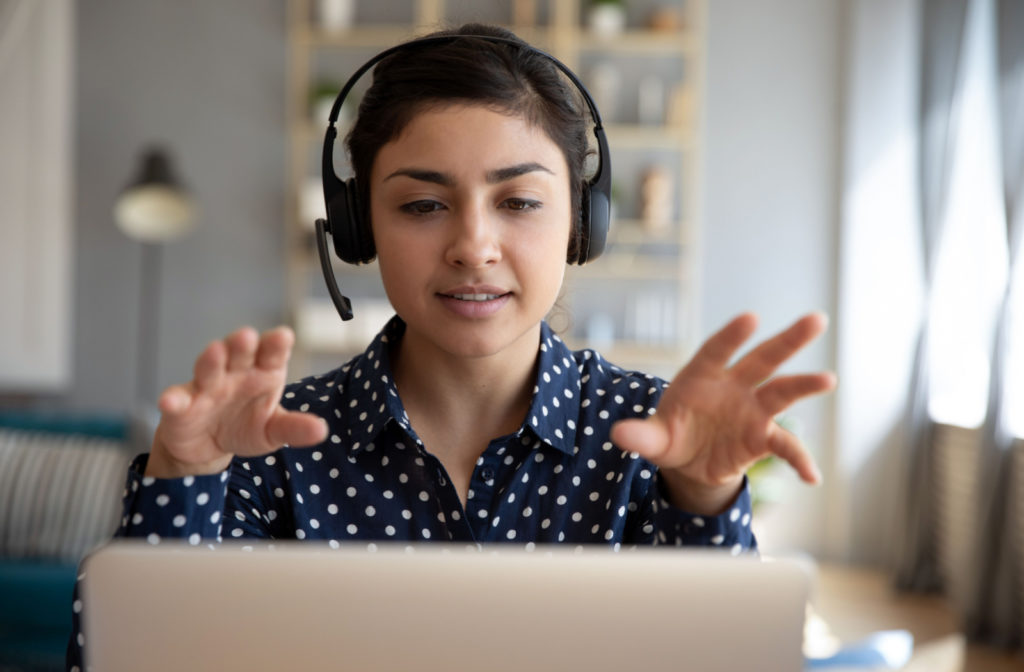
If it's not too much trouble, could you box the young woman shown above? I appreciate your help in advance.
[67,23,833,670]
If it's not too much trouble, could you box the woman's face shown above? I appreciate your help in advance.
[370,104,572,364]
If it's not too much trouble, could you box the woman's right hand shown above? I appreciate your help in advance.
[144,326,329,479]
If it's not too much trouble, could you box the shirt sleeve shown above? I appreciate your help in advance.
[115,453,231,543]
[647,472,758,552]
[67,454,234,671]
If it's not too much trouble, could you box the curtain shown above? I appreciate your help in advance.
[0,0,74,391]
[896,0,1024,650]
[894,0,969,593]
[967,0,1024,647]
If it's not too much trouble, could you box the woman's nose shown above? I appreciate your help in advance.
[444,205,501,268]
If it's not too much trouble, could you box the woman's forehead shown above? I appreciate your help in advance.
[372,104,567,178]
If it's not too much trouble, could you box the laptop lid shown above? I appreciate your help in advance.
[82,541,812,671]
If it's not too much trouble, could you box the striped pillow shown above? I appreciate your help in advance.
[0,429,131,562]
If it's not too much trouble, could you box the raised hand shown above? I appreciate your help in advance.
[610,313,835,515]
[145,326,328,479]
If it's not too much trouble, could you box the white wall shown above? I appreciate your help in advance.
[69,0,288,411]
[701,0,844,557]
[834,0,924,567]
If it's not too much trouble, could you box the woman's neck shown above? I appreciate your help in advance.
[389,323,541,506]
[391,324,539,447]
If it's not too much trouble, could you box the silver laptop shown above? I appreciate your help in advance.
[82,542,812,671]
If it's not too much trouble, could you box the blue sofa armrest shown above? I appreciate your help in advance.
[0,558,79,670]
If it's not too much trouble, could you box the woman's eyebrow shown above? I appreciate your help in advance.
[382,162,554,186]
[383,168,453,186]
[485,162,555,183]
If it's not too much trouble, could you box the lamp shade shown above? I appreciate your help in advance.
[114,147,196,242]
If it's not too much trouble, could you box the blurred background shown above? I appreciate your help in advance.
[0,0,1021,670]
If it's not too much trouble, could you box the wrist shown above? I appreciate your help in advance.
[657,470,744,516]
[144,441,233,479]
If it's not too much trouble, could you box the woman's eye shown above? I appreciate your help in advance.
[400,200,444,216]
[502,198,541,212]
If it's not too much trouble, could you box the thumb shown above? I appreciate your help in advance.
[610,417,671,464]
[265,410,328,449]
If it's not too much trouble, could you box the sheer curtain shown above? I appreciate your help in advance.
[897,0,1024,650]
[894,0,968,594]
[967,0,1024,647]
[0,0,74,391]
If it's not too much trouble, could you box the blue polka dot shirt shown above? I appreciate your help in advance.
[67,317,755,670]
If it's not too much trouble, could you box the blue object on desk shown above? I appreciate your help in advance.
[805,630,914,669]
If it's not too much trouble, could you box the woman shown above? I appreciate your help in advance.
[68,22,833,670]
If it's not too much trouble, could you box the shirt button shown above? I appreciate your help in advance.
[480,467,495,481]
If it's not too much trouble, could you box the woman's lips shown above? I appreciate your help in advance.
[436,289,512,318]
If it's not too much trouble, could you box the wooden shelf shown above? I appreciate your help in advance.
[578,29,698,55]
[294,24,423,48]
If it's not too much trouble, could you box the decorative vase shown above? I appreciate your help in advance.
[587,4,626,38]
[317,0,355,31]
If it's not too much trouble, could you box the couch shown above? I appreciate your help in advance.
[0,412,139,672]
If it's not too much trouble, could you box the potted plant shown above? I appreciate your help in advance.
[309,80,344,127]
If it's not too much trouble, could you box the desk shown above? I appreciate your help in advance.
[811,563,1023,672]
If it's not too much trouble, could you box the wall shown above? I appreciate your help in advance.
[834,0,924,568]
[701,0,844,557]
[70,0,287,412]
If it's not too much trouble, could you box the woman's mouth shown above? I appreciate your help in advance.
[437,290,512,317]
[449,293,505,302]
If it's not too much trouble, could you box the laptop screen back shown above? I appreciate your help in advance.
[83,542,811,672]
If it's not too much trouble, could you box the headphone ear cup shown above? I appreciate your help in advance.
[576,184,610,265]
[327,178,375,264]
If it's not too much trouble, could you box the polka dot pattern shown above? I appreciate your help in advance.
[67,317,755,669]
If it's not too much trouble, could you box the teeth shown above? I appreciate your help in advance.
[451,293,500,301]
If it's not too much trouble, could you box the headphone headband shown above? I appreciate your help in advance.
[327,35,607,130]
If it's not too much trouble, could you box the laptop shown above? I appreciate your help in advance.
[82,541,813,671]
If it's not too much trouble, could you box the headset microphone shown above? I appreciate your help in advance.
[314,216,353,321]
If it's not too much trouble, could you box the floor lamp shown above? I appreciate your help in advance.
[113,147,196,410]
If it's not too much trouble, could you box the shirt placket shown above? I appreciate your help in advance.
[415,448,478,542]
[463,438,512,541]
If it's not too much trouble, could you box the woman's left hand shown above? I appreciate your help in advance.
[610,312,836,515]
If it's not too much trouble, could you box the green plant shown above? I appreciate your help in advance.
[309,80,342,108]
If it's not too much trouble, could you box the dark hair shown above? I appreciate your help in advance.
[345,23,591,262]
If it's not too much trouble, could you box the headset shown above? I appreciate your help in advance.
[315,33,612,321]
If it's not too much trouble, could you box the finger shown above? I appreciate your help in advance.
[609,417,672,465]
[264,410,328,449]
[731,312,828,386]
[766,425,821,484]
[756,372,837,416]
[255,326,295,371]
[225,327,259,372]
[157,383,194,416]
[193,340,227,392]
[682,313,759,377]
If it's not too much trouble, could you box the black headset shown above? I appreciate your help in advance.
[315,33,612,321]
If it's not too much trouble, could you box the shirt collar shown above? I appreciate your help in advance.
[523,322,582,456]
[342,317,581,457]
[341,316,410,454]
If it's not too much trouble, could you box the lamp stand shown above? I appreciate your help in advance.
[136,241,162,406]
